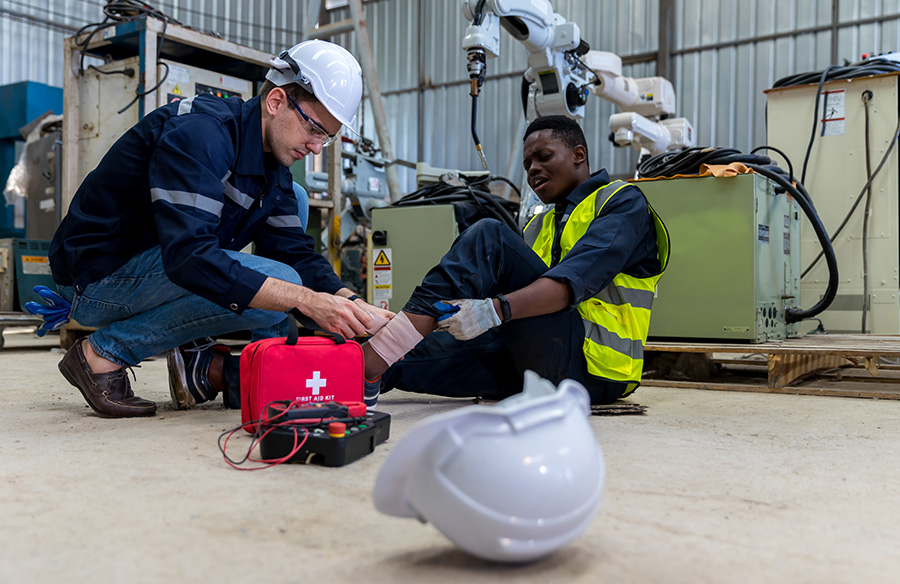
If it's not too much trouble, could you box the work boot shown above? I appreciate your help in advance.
[58,336,157,418]
[167,337,231,409]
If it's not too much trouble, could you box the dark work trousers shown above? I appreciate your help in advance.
[381,219,628,404]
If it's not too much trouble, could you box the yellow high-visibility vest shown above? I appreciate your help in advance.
[523,180,669,394]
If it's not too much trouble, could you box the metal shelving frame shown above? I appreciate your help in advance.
[61,15,273,213]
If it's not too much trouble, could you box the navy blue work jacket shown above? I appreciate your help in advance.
[542,169,661,307]
[50,95,344,314]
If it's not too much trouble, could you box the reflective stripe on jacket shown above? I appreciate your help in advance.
[49,94,345,314]
[524,180,670,391]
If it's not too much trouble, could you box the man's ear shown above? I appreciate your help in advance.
[265,87,286,116]
[572,144,587,166]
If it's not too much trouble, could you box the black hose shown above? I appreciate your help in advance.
[861,90,874,333]
[801,109,900,277]
[750,145,794,186]
[471,94,481,156]
[637,147,785,181]
[489,175,522,198]
[471,0,488,25]
[773,57,900,89]
[392,174,520,233]
[744,163,839,323]
[636,146,838,323]
[521,75,530,118]
[800,66,838,185]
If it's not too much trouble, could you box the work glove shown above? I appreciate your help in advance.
[433,298,502,341]
[23,285,72,337]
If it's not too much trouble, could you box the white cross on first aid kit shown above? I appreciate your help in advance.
[306,371,327,395]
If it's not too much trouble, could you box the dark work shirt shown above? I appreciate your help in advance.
[542,169,661,307]
[50,94,345,314]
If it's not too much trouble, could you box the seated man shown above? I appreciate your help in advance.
[362,115,669,405]
[49,40,392,418]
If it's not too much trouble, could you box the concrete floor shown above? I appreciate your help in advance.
[1,329,899,584]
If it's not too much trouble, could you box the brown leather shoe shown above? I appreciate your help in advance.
[58,336,157,418]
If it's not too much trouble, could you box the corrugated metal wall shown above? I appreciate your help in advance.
[673,0,900,153]
[0,0,308,87]
[359,0,658,189]
[2,0,899,189]
[360,0,899,188]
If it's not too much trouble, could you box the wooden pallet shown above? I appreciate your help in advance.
[643,334,900,400]
[59,320,96,350]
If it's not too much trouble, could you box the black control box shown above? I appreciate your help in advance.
[258,403,390,467]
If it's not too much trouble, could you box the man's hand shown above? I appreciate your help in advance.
[302,291,374,339]
[433,298,502,341]
[251,279,380,339]
[349,298,395,335]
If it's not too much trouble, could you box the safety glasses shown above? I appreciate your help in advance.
[284,92,340,148]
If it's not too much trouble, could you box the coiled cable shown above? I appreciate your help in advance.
[391,174,521,234]
[635,146,837,324]
[772,56,900,89]
[73,1,180,114]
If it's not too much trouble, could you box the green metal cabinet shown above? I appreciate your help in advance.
[367,205,458,312]
[639,173,801,342]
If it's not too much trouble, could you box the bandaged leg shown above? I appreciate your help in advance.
[365,312,390,335]
[367,312,425,368]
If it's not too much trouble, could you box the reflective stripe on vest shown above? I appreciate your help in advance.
[524,180,670,392]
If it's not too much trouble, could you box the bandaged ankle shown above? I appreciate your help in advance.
[367,312,424,367]
[365,313,390,335]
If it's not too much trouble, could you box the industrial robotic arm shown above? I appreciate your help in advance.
[583,51,695,156]
[461,0,694,162]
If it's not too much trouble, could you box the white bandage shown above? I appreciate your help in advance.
[367,312,424,367]
[365,313,390,335]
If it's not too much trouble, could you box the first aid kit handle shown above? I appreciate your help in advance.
[287,309,346,346]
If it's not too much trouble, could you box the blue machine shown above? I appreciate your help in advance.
[0,82,63,238]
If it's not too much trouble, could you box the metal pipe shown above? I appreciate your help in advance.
[417,0,425,164]
[657,0,674,79]
[327,141,342,274]
[303,0,323,39]
[670,13,900,58]
[348,0,403,202]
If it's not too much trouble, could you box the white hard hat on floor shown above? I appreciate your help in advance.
[373,371,605,563]
[266,40,363,127]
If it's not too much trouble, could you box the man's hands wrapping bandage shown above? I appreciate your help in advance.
[433,298,502,341]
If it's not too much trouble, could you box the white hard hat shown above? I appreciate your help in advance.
[373,371,605,563]
[266,40,363,127]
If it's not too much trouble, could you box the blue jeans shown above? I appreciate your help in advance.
[383,219,628,404]
[59,246,298,366]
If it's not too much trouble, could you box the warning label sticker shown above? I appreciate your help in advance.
[373,248,392,299]
[21,255,51,275]
[820,89,845,137]
[374,250,391,266]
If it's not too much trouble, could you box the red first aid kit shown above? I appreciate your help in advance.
[240,312,364,432]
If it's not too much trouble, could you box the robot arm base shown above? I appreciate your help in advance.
[609,113,695,156]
